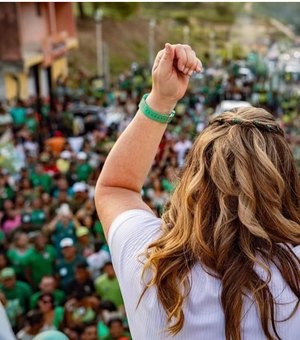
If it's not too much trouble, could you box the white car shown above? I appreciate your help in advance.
[212,100,252,118]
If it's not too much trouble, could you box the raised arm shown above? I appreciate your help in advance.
[95,43,201,238]
[43,214,60,234]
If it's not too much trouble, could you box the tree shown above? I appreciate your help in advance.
[97,3,140,19]
[77,3,86,19]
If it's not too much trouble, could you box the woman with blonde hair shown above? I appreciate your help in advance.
[95,43,300,339]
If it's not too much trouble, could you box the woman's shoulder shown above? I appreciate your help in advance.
[108,209,161,251]
[108,209,162,278]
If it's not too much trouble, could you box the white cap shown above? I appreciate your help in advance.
[60,238,74,248]
[73,182,87,193]
[77,152,87,160]
[60,150,72,159]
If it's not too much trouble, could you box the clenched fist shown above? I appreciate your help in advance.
[147,43,202,114]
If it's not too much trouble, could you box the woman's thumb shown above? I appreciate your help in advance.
[160,43,175,70]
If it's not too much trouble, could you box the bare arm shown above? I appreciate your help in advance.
[95,43,202,238]
[43,215,60,234]
[71,214,81,229]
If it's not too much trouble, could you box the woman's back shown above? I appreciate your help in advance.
[95,44,300,340]
[108,209,300,340]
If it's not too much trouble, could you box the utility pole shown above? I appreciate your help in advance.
[104,43,110,89]
[209,31,216,67]
[95,9,104,77]
[183,26,190,45]
[149,19,156,69]
[227,42,233,60]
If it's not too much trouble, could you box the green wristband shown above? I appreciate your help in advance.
[138,94,176,124]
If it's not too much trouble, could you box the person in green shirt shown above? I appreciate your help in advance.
[30,275,65,309]
[75,152,92,181]
[9,100,26,126]
[161,166,177,193]
[70,184,89,214]
[93,220,106,243]
[0,230,6,247]
[55,238,87,291]
[30,163,53,193]
[95,262,124,310]
[0,267,32,314]
[23,233,56,288]
[46,211,78,255]
[7,232,32,279]
[103,318,131,340]
[0,180,15,210]
[76,226,95,257]
[80,323,98,340]
[30,197,46,229]
[25,109,38,134]
[36,293,64,330]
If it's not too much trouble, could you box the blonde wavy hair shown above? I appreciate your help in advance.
[140,107,300,340]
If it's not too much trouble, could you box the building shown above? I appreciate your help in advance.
[0,2,78,101]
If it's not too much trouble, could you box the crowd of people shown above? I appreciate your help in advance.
[0,51,300,339]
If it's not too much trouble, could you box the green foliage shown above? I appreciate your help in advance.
[75,2,140,20]
[101,3,140,19]
[110,54,131,75]
[253,3,300,33]
[141,3,243,23]
[172,14,189,25]
[129,40,148,61]
[72,2,294,78]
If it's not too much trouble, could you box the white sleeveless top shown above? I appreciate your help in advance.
[108,209,300,340]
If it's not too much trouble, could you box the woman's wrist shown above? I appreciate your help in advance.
[146,92,177,115]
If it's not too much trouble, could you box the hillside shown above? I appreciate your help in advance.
[68,3,293,80]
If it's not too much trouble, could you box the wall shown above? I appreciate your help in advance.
[55,3,76,38]
[51,56,68,84]
[0,3,22,61]
[4,72,28,100]
[18,3,48,47]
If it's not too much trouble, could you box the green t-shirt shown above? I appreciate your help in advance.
[161,178,175,193]
[53,306,64,329]
[0,186,15,210]
[95,274,124,308]
[31,209,46,228]
[41,104,50,118]
[0,280,32,313]
[72,305,95,324]
[7,247,32,275]
[52,221,76,254]
[93,220,106,243]
[56,255,86,290]
[30,289,65,309]
[30,173,53,193]
[23,245,56,287]
[10,107,26,125]
[26,117,38,133]
[97,320,109,338]
[75,163,93,181]
[102,331,131,340]
[0,230,5,245]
